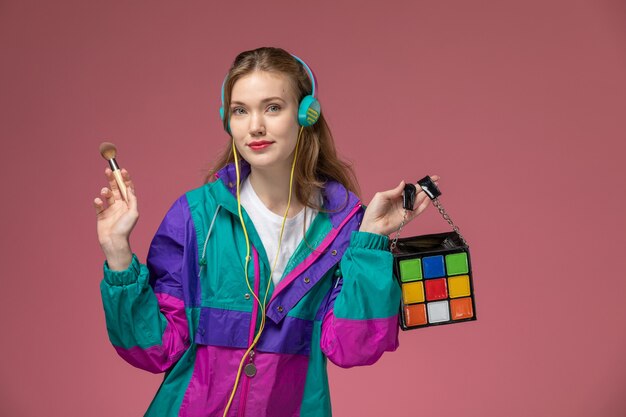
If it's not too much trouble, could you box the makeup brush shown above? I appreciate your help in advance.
[99,142,128,203]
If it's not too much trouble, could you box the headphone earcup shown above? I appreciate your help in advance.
[219,106,231,134]
[298,95,321,127]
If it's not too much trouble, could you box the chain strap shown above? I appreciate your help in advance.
[390,197,468,253]
[432,198,467,246]
[389,210,408,252]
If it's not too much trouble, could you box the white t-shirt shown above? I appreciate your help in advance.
[239,177,319,286]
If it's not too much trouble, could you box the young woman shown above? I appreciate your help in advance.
[94,47,439,417]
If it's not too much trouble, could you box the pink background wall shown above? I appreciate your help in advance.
[1,1,625,416]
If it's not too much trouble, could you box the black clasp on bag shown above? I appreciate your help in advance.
[403,176,441,210]
[403,183,417,211]
[417,176,441,200]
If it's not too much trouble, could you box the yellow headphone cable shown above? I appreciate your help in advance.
[223,125,304,417]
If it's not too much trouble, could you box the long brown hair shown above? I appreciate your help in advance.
[204,47,361,210]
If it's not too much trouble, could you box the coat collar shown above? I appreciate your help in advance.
[214,161,361,228]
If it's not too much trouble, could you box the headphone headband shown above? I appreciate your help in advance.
[289,54,316,98]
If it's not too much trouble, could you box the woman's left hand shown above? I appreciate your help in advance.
[359,175,440,236]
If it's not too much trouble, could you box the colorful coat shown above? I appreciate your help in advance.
[100,161,401,417]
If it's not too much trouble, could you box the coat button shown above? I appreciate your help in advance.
[228,181,234,187]
[277,306,284,312]
[244,293,250,300]
[304,277,311,284]
[331,250,337,256]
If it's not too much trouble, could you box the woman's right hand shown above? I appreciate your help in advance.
[93,168,138,270]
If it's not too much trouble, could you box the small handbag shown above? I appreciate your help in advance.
[390,176,476,330]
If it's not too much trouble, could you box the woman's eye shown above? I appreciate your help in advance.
[267,104,281,112]
[232,107,246,115]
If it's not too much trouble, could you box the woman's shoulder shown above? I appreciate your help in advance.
[150,182,227,242]
[320,179,364,226]
[180,181,223,213]
[156,181,220,219]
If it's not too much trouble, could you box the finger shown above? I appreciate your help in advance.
[413,195,431,216]
[93,197,105,215]
[106,168,129,202]
[126,182,138,212]
[121,168,135,190]
[105,167,120,192]
[412,193,428,213]
[406,200,429,225]
[415,188,428,201]
[101,187,115,206]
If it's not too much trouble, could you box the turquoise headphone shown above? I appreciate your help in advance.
[219,54,321,133]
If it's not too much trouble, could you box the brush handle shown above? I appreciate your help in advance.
[112,169,129,203]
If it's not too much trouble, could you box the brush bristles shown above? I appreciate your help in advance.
[99,142,117,160]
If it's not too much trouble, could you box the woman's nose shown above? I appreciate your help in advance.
[249,114,266,136]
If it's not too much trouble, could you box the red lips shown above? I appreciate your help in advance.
[248,140,274,151]
[248,140,273,146]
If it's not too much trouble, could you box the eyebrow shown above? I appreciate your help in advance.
[230,96,287,106]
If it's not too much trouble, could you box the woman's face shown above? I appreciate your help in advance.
[229,70,301,173]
